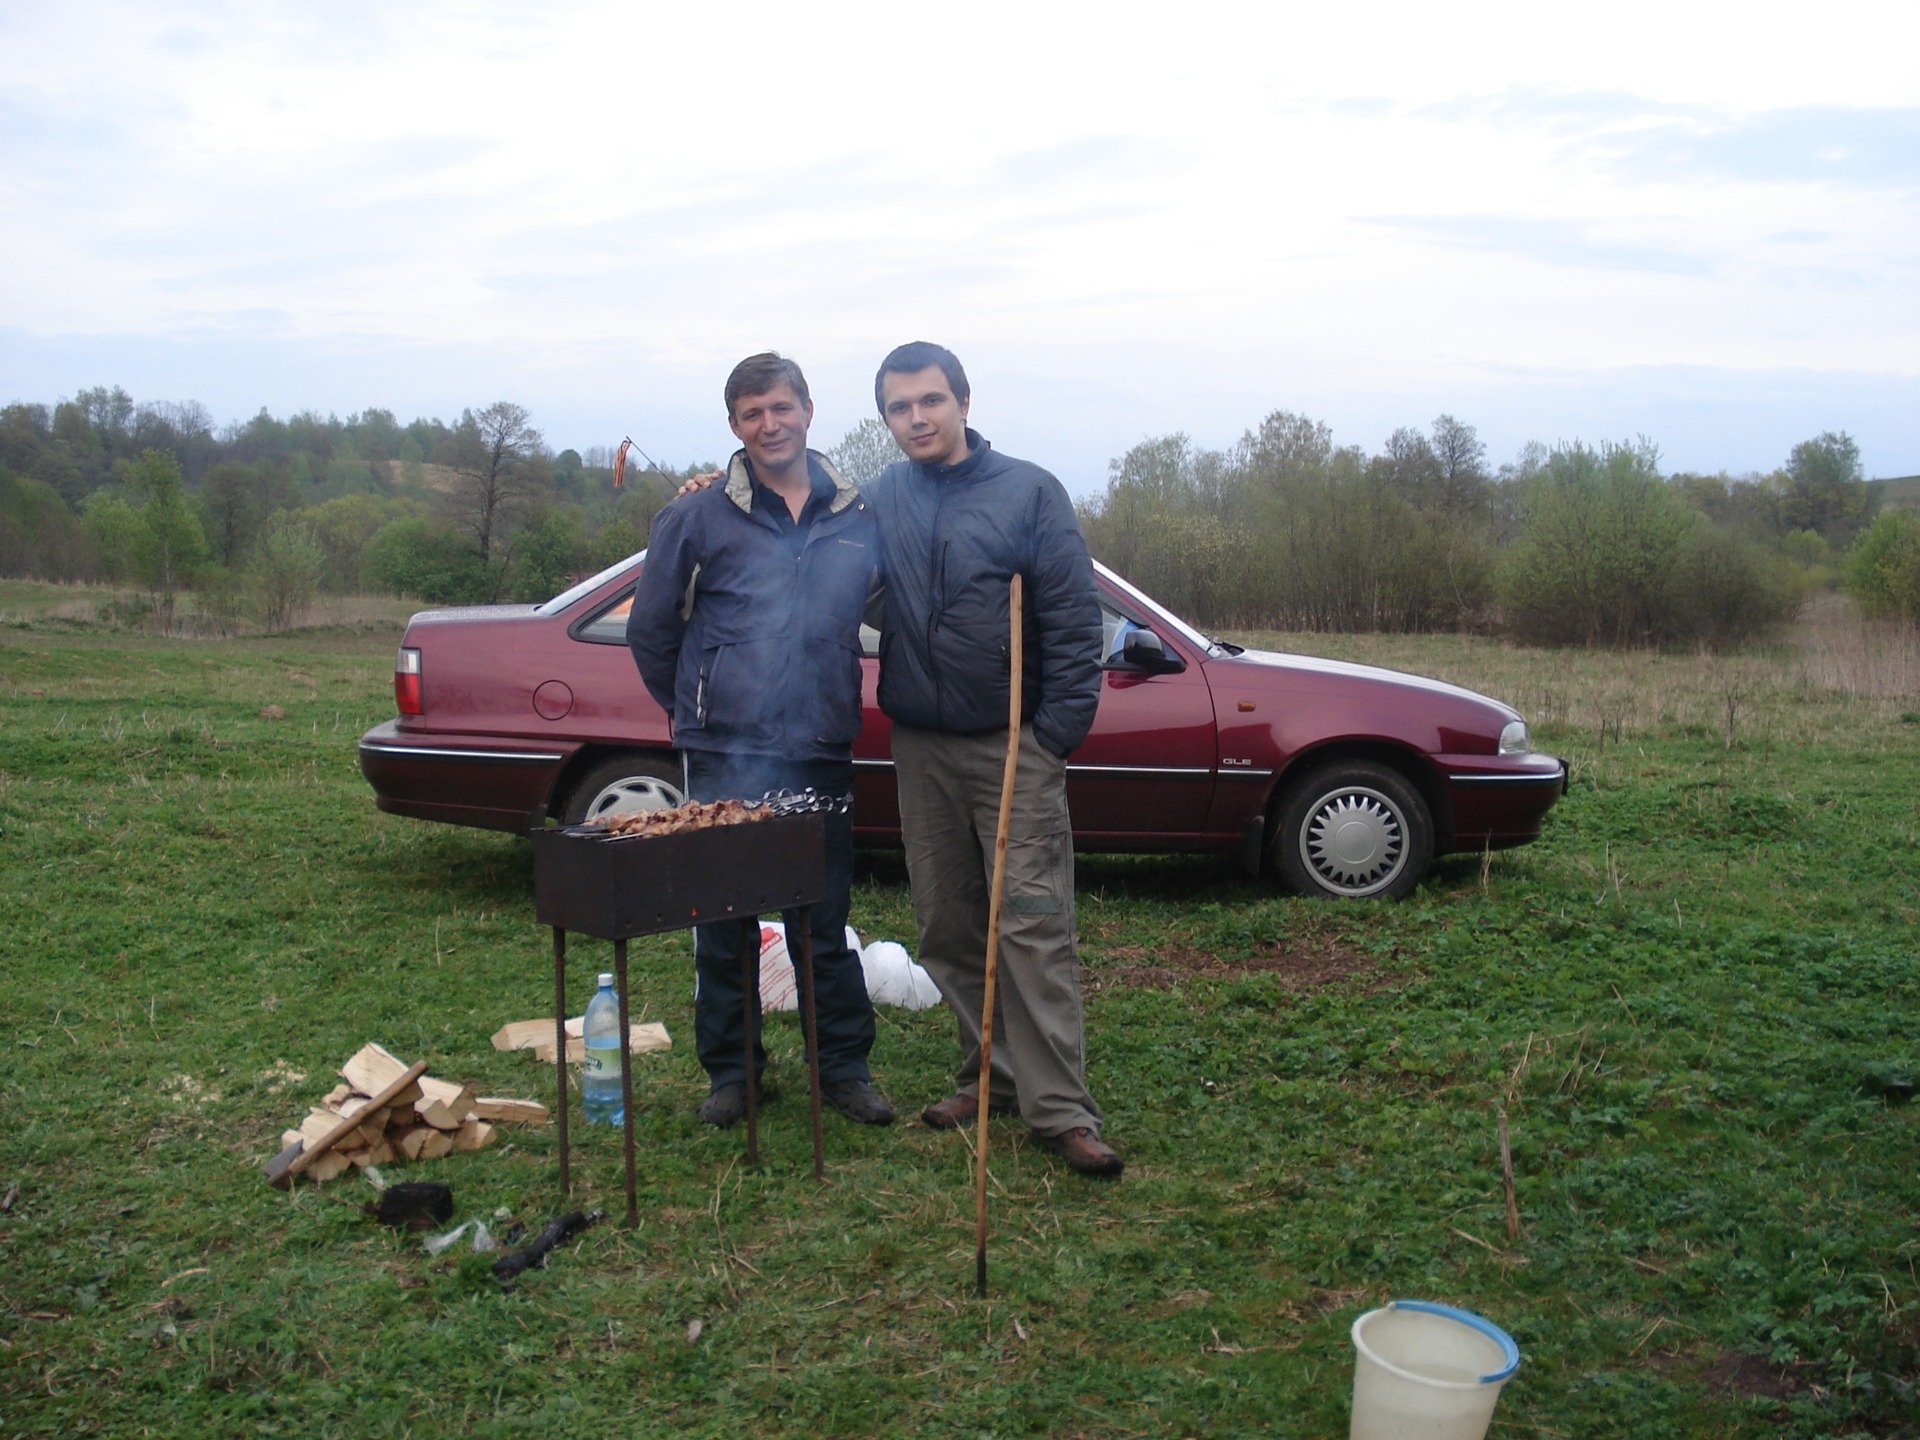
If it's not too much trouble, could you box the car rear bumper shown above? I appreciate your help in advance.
[358,720,573,833]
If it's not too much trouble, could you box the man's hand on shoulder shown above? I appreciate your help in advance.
[675,471,721,499]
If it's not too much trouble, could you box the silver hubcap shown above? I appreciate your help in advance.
[1301,786,1406,897]
[585,773,683,821]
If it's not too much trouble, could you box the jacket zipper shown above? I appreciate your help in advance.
[927,486,948,721]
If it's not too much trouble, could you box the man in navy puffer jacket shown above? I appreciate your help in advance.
[866,341,1121,1177]
[628,353,892,1131]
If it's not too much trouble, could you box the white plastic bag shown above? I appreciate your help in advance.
[861,940,943,1008]
[742,924,941,1010]
[423,1219,497,1256]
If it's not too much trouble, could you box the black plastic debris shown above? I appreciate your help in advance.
[370,1181,456,1229]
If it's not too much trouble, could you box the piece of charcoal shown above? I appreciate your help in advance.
[374,1181,455,1229]
[492,1208,602,1280]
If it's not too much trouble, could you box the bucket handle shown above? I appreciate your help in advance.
[1387,1300,1520,1384]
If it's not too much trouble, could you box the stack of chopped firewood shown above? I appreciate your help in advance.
[280,1042,550,1183]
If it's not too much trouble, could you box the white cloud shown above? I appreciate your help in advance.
[1,0,1915,482]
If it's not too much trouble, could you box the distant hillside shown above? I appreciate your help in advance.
[376,460,463,493]
[1873,475,1920,511]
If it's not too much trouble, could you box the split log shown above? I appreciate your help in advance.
[299,1110,341,1146]
[496,1018,670,1060]
[533,1023,670,1065]
[452,1119,495,1152]
[414,1076,476,1131]
[348,1136,396,1167]
[491,1019,556,1053]
[302,1150,351,1183]
[390,1124,435,1162]
[340,1042,410,1095]
[469,1098,550,1126]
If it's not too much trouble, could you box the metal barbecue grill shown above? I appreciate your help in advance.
[532,797,839,1225]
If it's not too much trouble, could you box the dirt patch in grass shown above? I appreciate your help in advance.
[1644,1348,1805,1403]
[1087,936,1378,993]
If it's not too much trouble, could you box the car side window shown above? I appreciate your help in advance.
[574,591,634,644]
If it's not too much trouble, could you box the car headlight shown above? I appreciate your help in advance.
[1498,720,1531,756]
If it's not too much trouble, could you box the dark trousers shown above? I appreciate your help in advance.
[684,752,874,1090]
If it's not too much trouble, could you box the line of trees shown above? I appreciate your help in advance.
[0,388,707,628]
[1074,416,1909,645]
[1,385,1912,642]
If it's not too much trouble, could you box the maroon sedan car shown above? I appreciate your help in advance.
[358,556,1565,898]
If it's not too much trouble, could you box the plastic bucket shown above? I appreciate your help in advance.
[1349,1300,1520,1440]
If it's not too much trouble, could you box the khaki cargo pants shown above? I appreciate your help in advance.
[890,723,1103,1137]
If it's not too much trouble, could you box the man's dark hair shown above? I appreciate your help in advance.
[874,342,969,414]
[725,352,811,418]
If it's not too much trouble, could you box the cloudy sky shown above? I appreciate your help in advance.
[2,1,1915,492]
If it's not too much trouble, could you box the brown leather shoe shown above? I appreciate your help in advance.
[1036,1126,1124,1177]
[919,1092,1018,1130]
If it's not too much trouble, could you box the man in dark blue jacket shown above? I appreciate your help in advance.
[866,342,1121,1177]
[627,352,892,1129]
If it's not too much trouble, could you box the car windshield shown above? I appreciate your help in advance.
[1092,562,1226,657]
[536,551,645,616]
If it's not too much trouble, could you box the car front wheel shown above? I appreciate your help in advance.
[559,753,685,827]
[1275,760,1432,900]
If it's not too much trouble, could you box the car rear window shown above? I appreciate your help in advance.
[537,551,645,617]
[574,593,634,644]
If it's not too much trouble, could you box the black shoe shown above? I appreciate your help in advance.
[696,1077,774,1129]
[823,1079,895,1125]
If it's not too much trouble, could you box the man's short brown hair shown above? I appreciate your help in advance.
[725,352,811,419]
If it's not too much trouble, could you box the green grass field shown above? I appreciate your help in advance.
[2,587,1917,1438]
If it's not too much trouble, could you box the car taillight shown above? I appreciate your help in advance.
[395,647,422,715]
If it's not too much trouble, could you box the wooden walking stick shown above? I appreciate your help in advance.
[975,574,1023,1298]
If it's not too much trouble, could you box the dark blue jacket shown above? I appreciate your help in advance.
[864,431,1101,758]
[627,451,876,760]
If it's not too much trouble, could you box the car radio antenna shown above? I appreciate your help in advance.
[611,436,666,490]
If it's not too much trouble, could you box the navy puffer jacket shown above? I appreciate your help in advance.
[627,451,876,760]
[865,431,1101,758]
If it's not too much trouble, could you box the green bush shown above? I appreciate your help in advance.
[505,506,584,603]
[360,517,496,604]
[1657,525,1799,648]
[0,464,90,580]
[245,514,326,630]
[1844,510,1920,622]
[1500,445,1800,650]
[1499,441,1693,646]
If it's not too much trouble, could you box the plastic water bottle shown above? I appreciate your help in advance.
[582,973,623,1125]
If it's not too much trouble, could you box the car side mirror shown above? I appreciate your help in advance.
[1118,628,1184,674]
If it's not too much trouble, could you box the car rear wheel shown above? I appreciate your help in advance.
[1275,760,1432,900]
[560,753,685,826]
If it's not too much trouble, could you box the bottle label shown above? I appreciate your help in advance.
[584,1043,621,1082]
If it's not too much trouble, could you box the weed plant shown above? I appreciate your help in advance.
[1,600,1917,1437]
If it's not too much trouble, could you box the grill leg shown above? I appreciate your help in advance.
[742,916,760,1165]
[794,906,824,1181]
[551,926,569,1197]
[614,938,638,1228]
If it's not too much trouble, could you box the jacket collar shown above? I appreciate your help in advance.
[724,449,861,516]
[919,428,991,481]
